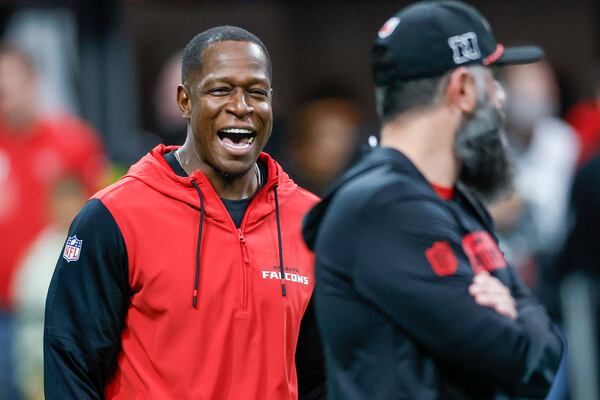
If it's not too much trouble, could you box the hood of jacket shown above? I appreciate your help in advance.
[125,144,298,227]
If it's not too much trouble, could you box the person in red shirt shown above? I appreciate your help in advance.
[0,43,107,399]
[566,87,600,166]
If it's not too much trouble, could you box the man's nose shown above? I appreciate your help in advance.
[227,88,254,118]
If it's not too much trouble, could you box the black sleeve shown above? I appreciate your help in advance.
[506,266,565,397]
[352,198,562,398]
[44,199,129,399]
[295,298,327,400]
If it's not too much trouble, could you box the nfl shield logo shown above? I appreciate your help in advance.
[63,235,82,262]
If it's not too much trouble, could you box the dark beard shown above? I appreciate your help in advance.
[454,93,514,204]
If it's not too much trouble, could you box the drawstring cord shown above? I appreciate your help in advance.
[189,179,286,306]
[191,180,205,308]
[273,185,287,297]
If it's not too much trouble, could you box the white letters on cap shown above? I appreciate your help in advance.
[448,32,481,64]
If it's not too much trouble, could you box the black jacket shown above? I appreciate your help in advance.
[303,147,563,400]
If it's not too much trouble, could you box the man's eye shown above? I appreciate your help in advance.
[248,89,269,99]
[209,87,231,95]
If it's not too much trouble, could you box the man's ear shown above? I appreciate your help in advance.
[177,84,191,119]
[445,67,477,114]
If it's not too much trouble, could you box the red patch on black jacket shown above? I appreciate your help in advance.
[426,241,458,276]
[462,232,507,273]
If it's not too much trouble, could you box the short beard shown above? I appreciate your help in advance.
[218,167,252,184]
[213,160,259,185]
[454,92,514,204]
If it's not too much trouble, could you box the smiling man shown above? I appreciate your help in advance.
[44,27,325,400]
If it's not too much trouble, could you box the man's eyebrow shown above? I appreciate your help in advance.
[201,75,270,86]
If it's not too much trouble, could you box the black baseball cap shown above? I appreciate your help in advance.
[372,0,544,85]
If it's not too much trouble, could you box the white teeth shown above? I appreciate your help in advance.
[248,137,255,144]
[223,141,250,150]
[221,128,253,134]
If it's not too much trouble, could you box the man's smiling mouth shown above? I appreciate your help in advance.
[217,128,257,150]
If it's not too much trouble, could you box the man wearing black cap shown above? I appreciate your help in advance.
[303,1,563,399]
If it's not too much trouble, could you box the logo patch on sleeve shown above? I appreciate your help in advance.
[63,235,82,262]
[462,231,507,273]
[425,241,458,276]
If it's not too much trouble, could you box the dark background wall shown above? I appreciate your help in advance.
[126,0,600,135]
[0,0,597,160]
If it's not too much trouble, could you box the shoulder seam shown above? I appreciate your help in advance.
[94,176,137,200]
[295,186,320,201]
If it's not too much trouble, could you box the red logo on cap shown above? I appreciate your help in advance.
[426,241,458,276]
[483,44,505,65]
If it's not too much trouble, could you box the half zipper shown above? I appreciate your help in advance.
[188,161,286,312]
[232,182,271,312]
[238,228,250,311]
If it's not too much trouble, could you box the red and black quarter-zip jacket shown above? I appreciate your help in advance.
[44,145,324,400]
[303,146,563,400]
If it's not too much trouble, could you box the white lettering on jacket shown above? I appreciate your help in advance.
[261,270,309,285]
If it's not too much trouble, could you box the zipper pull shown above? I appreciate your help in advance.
[238,229,250,263]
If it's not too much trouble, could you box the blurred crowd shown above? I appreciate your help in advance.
[1,8,600,400]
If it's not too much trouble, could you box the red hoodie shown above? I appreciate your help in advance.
[44,145,321,399]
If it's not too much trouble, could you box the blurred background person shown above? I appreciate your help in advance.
[284,95,363,195]
[0,43,107,400]
[489,60,579,400]
[566,75,600,167]
[12,175,88,400]
[555,154,600,400]
[489,61,579,290]
[152,50,187,145]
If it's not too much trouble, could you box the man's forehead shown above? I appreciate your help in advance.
[203,41,267,67]
[199,41,270,83]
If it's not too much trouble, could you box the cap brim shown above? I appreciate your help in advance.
[496,45,544,65]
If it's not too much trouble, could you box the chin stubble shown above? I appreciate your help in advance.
[215,163,256,184]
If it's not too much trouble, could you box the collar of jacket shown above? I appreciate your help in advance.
[303,146,486,249]
[123,144,297,227]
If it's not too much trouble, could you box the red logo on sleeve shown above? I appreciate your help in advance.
[462,232,507,273]
[425,241,458,276]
